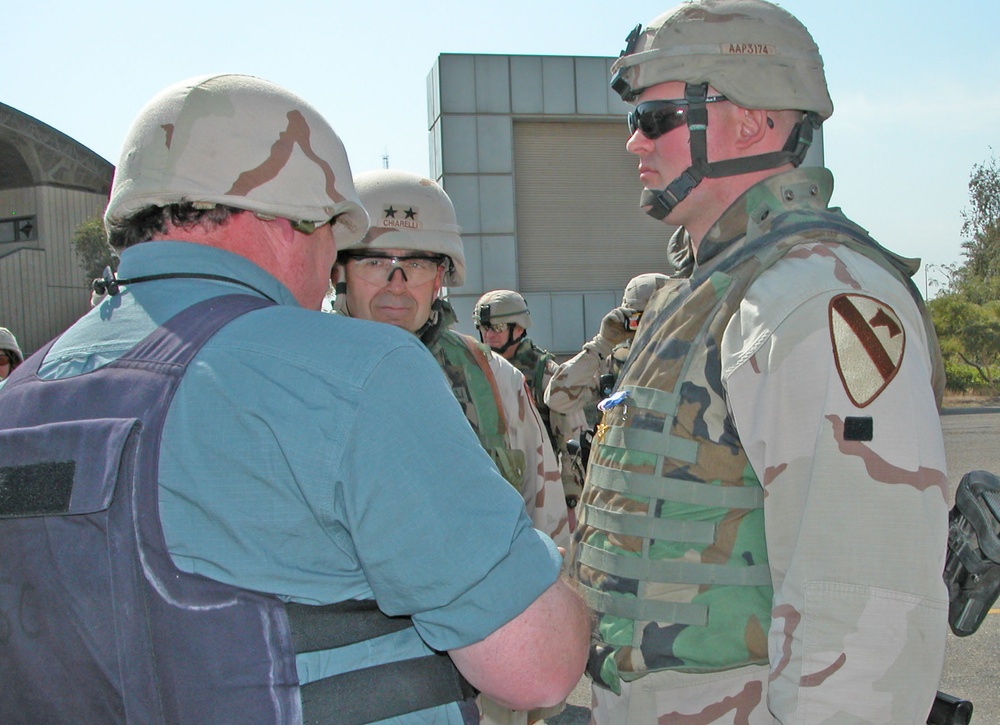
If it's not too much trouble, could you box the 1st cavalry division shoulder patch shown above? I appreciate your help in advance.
[829,293,905,408]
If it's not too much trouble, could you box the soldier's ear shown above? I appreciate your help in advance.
[734,108,770,149]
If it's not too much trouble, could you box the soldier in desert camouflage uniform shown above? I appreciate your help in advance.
[544,273,671,431]
[569,1,950,722]
[335,171,568,551]
[473,290,588,520]
[336,172,570,725]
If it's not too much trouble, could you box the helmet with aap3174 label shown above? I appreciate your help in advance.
[104,73,368,247]
[611,0,832,119]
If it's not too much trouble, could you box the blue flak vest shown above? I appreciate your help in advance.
[0,293,475,725]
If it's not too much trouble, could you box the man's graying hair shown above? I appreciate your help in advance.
[107,203,240,250]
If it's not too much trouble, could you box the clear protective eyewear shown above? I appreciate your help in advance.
[627,95,727,140]
[345,253,446,286]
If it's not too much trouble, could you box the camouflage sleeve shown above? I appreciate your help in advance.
[488,353,570,549]
[721,245,949,723]
[543,341,608,415]
[542,359,589,501]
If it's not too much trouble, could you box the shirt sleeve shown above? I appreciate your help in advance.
[721,245,950,723]
[488,354,571,549]
[340,341,562,652]
[544,344,603,415]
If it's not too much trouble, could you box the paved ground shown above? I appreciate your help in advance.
[543,406,1000,724]
[937,406,1000,723]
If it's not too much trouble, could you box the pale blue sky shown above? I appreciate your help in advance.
[5,0,999,290]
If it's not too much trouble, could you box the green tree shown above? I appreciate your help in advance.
[929,294,1000,393]
[71,215,118,286]
[929,152,1000,394]
[957,152,1000,286]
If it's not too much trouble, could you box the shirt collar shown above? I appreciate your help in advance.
[117,241,300,307]
[695,167,834,267]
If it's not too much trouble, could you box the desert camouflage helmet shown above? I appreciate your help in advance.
[622,273,670,312]
[611,0,833,120]
[0,327,22,364]
[344,170,465,286]
[474,290,532,330]
[104,74,369,246]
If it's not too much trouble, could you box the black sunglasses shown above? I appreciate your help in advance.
[627,95,728,140]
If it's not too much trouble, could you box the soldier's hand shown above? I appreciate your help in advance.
[598,307,633,347]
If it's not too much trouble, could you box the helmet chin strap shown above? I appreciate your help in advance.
[482,326,525,356]
[640,83,821,221]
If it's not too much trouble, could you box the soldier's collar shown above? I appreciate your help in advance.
[696,167,833,265]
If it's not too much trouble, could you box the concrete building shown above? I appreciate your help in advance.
[0,102,113,356]
[427,53,823,354]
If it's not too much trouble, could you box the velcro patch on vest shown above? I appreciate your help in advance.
[843,416,874,441]
[829,294,904,408]
[0,461,75,517]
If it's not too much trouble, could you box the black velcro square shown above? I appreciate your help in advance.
[844,416,873,442]
[0,461,75,517]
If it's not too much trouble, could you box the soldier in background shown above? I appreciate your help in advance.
[544,273,671,430]
[569,1,950,722]
[0,327,23,381]
[473,291,588,522]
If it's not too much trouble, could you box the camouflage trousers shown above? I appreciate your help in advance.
[591,664,773,724]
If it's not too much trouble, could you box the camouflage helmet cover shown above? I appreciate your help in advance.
[345,170,465,286]
[622,273,670,312]
[104,74,369,247]
[0,327,23,364]
[611,0,833,120]
[474,290,531,330]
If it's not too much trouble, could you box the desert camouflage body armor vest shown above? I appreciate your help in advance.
[429,330,526,490]
[574,207,943,690]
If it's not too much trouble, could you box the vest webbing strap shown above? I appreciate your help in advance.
[624,386,681,413]
[580,543,772,586]
[600,426,699,464]
[286,600,414,652]
[579,584,708,627]
[459,336,509,438]
[581,504,716,545]
[286,579,476,723]
[300,652,477,725]
[587,464,765,509]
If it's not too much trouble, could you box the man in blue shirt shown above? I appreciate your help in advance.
[0,74,588,724]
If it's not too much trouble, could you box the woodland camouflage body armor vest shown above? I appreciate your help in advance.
[573,206,943,691]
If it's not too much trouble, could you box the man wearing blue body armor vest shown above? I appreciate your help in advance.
[569,1,950,722]
[0,74,589,724]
